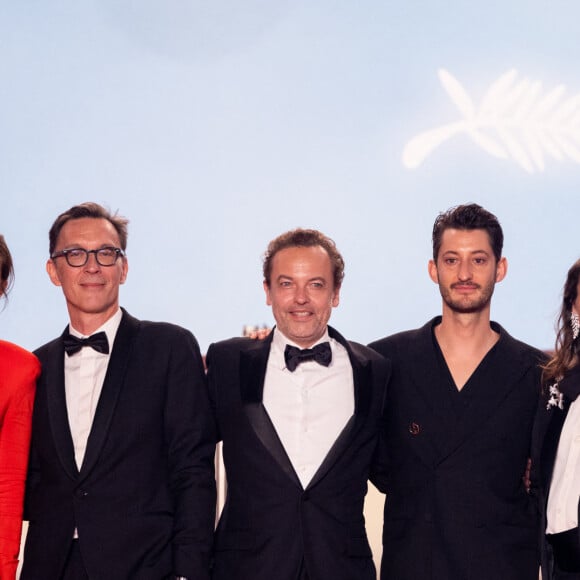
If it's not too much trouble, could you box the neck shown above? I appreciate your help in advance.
[435,305,497,350]
[68,307,119,336]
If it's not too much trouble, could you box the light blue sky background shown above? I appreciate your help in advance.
[1,1,579,352]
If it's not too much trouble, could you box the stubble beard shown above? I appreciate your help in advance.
[440,281,495,314]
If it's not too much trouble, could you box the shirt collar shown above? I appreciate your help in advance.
[271,327,332,370]
[69,308,123,354]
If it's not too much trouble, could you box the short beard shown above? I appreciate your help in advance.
[440,282,495,314]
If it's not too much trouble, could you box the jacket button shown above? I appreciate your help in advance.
[409,422,421,435]
[75,489,89,498]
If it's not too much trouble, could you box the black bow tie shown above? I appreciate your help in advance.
[63,331,109,356]
[284,342,332,372]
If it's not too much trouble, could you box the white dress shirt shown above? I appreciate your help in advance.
[262,328,354,489]
[547,397,580,534]
[65,309,122,471]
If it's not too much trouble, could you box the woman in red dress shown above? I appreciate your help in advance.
[0,235,40,579]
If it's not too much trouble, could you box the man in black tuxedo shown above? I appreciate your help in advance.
[369,204,544,580]
[206,228,390,580]
[22,203,215,580]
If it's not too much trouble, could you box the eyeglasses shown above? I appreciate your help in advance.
[51,247,125,267]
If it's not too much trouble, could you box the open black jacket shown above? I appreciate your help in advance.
[207,326,390,580]
[23,309,216,579]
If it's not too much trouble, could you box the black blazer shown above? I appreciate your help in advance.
[22,309,216,580]
[369,317,544,580]
[535,365,580,580]
[206,326,390,580]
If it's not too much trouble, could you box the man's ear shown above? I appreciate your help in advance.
[46,259,62,287]
[120,258,129,284]
[263,281,272,306]
[331,285,340,307]
[428,260,439,284]
[495,257,508,283]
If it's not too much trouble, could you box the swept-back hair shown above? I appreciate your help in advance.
[263,228,345,289]
[432,203,503,262]
[49,202,129,255]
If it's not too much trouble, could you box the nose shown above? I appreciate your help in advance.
[84,251,101,272]
[457,260,472,281]
[294,285,308,304]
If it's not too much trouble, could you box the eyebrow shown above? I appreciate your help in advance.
[442,249,490,256]
[275,275,327,283]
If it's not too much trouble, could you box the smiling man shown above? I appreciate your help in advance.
[369,203,544,580]
[22,202,216,580]
[206,228,390,580]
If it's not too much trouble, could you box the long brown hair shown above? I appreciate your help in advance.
[0,234,14,300]
[543,258,580,384]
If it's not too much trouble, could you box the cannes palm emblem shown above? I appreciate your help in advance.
[402,69,580,173]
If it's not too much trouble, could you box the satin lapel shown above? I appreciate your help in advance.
[78,311,138,479]
[45,329,79,480]
[438,326,537,463]
[307,327,372,489]
[240,333,301,487]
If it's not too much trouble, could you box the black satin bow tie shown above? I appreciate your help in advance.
[63,331,109,356]
[284,342,332,372]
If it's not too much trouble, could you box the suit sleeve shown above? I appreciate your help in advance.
[164,329,217,579]
[368,339,393,494]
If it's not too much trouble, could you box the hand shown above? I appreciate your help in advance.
[522,457,532,493]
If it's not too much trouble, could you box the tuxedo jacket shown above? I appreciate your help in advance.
[206,326,390,580]
[0,341,40,580]
[369,317,544,580]
[22,309,216,580]
[535,365,580,580]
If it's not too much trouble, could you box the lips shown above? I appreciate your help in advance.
[80,280,106,288]
[290,310,312,317]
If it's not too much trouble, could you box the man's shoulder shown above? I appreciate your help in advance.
[134,317,193,339]
[207,336,262,357]
[368,320,432,357]
[34,335,63,360]
[342,338,390,364]
[495,322,547,364]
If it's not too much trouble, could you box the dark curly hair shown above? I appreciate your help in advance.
[432,203,503,262]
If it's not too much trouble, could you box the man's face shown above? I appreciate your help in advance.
[264,245,340,348]
[428,228,506,314]
[46,217,128,327]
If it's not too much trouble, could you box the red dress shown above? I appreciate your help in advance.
[0,341,40,580]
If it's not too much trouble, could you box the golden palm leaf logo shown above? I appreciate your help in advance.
[403,69,580,173]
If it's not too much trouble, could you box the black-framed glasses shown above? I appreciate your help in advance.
[50,247,125,267]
